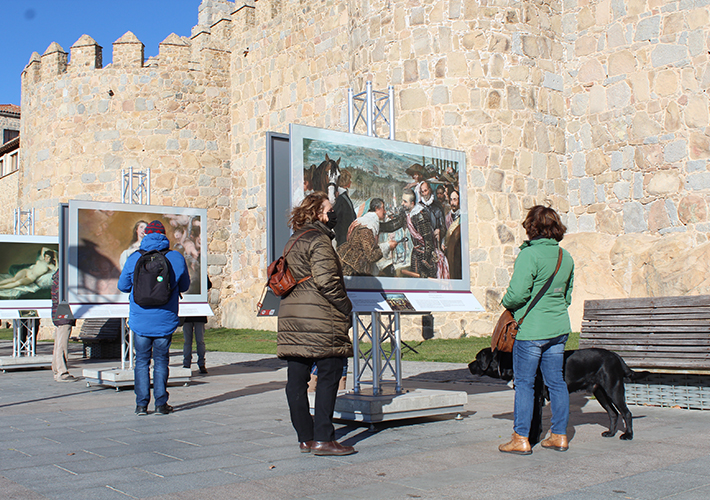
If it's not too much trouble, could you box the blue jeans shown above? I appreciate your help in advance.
[134,334,172,407]
[513,334,569,438]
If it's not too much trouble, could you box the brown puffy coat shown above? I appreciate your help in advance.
[277,222,353,359]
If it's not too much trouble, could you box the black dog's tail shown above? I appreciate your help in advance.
[616,352,651,381]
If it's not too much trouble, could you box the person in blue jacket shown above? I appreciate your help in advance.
[118,220,190,416]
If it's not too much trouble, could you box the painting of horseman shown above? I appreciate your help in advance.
[291,124,469,292]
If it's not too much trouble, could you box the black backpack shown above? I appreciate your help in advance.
[132,249,173,307]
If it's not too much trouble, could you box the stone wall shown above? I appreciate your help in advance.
[561,0,710,328]
[8,26,233,324]
[222,0,573,335]
[7,0,710,339]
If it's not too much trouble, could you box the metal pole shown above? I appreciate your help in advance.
[146,168,151,204]
[352,312,360,394]
[394,312,402,393]
[372,311,381,395]
[128,167,134,204]
[348,88,354,133]
[366,82,373,137]
[388,85,395,140]
[121,319,127,371]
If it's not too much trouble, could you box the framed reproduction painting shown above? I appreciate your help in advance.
[65,200,209,317]
[290,124,470,293]
[0,235,59,315]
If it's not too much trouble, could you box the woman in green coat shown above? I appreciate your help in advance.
[499,205,575,455]
[277,191,355,456]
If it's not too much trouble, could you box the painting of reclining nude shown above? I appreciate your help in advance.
[66,201,207,305]
[0,235,59,305]
[290,124,469,292]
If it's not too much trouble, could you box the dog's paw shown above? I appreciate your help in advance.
[619,432,633,441]
[601,431,616,438]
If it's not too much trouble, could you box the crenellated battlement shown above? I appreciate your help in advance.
[21,12,239,88]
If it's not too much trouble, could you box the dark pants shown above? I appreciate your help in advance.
[285,356,345,443]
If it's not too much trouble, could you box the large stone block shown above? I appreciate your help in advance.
[651,45,688,68]
[400,88,427,110]
[655,70,679,96]
[663,140,688,164]
[608,50,636,76]
[678,194,708,224]
[689,133,710,160]
[635,16,660,42]
[577,59,605,83]
[623,201,648,233]
[685,95,709,128]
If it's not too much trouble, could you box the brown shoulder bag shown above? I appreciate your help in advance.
[491,248,563,353]
[257,229,316,309]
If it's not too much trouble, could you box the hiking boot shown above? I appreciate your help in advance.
[541,432,569,451]
[499,432,532,455]
[199,366,208,374]
[135,406,148,416]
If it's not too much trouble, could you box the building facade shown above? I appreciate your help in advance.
[3,0,710,337]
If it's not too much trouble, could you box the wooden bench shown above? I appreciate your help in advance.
[580,295,710,409]
[78,318,122,359]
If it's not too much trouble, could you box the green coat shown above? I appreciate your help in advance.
[277,222,353,359]
[501,238,574,341]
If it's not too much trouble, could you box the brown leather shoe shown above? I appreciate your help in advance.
[311,440,356,456]
[499,432,532,455]
[541,432,569,451]
[299,441,314,453]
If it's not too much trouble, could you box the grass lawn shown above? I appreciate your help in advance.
[172,328,580,364]
[0,326,579,364]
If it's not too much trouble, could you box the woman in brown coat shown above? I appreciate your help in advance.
[277,191,355,456]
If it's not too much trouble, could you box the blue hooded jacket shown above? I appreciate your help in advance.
[117,232,191,337]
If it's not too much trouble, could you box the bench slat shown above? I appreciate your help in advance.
[579,344,710,354]
[580,333,710,340]
[584,306,710,317]
[581,325,710,333]
[584,295,710,310]
[583,314,710,323]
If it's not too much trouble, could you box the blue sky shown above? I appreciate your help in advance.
[0,0,200,106]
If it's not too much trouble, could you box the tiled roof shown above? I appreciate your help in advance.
[0,136,19,156]
[0,104,21,115]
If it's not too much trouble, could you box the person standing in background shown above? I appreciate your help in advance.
[182,276,212,374]
[277,192,355,456]
[51,270,76,382]
[498,205,575,455]
[118,220,190,416]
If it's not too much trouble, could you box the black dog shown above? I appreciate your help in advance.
[469,347,650,442]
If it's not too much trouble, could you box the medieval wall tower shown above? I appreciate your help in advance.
[4,0,710,337]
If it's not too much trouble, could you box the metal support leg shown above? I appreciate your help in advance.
[394,312,402,393]
[372,312,381,395]
[352,312,360,394]
[12,318,37,357]
[351,312,403,396]
[120,318,133,370]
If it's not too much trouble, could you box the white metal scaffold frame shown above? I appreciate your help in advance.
[11,208,40,359]
[119,168,151,371]
[352,312,403,395]
[348,82,395,140]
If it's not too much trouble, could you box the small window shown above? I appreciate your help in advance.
[3,129,19,144]
[10,152,19,172]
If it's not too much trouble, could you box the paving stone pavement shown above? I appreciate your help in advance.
[1,340,710,500]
